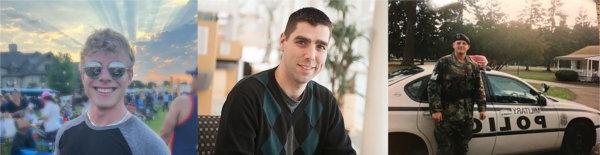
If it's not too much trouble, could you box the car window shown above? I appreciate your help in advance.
[487,75,538,104]
[405,76,429,103]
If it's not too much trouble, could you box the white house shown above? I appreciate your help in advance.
[555,45,600,82]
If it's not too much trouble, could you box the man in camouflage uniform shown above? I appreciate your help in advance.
[427,33,487,155]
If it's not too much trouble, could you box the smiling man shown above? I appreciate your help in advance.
[215,7,355,155]
[428,33,486,155]
[54,29,169,155]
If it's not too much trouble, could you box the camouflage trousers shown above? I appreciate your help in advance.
[434,98,476,155]
[434,117,474,155]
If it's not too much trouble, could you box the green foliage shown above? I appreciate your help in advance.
[130,80,145,88]
[388,0,598,71]
[162,80,171,87]
[146,81,157,89]
[326,0,368,106]
[47,53,77,95]
[555,70,579,81]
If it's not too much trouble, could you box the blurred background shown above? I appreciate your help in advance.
[198,0,379,152]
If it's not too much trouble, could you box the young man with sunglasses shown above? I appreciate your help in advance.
[215,7,355,155]
[54,29,169,155]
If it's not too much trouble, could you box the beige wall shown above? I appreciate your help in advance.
[198,20,218,115]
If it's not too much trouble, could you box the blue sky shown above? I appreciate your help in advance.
[0,0,197,83]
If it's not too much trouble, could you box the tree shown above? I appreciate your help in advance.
[541,0,569,71]
[146,81,157,89]
[572,9,599,48]
[130,80,145,88]
[47,53,76,95]
[162,80,171,87]
[436,2,468,57]
[388,0,406,59]
[326,0,368,107]
[468,1,513,70]
[515,0,548,70]
[414,0,440,64]
[401,0,416,66]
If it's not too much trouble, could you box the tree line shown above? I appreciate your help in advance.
[389,0,599,71]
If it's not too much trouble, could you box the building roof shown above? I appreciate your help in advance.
[1,48,56,77]
[555,45,600,60]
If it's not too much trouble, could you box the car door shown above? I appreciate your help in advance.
[412,75,497,155]
[486,75,559,154]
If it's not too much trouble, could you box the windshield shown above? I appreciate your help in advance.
[388,66,424,85]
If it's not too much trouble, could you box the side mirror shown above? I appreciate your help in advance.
[541,83,550,94]
[537,95,547,106]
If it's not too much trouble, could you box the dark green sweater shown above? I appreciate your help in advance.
[216,67,355,155]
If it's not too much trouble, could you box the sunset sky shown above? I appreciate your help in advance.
[0,0,197,83]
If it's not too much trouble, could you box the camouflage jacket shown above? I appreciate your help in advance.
[427,54,486,114]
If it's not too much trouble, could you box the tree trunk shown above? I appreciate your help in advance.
[401,1,416,66]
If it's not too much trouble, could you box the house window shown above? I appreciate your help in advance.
[558,60,569,68]
[576,61,581,69]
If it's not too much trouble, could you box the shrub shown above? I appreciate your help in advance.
[555,70,579,81]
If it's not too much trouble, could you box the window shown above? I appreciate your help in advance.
[487,75,538,104]
[405,76,430,103]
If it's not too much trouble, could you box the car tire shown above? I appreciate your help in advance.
[561,121,595,155]
[389,133,428,155]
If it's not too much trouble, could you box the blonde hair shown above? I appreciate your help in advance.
[80,29,135,67]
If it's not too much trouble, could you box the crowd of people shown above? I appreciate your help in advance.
[0,88,177,155]
[0,90,65,155]
[125,90,175,121]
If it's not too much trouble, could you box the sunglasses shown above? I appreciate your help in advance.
[83,61,130,79]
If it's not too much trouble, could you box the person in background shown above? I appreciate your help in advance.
[161,68,205,154]
[40,91,61,142]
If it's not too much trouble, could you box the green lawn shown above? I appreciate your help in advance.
[146,109,167,134]
[503,69,557,82]
[528,83,576,101]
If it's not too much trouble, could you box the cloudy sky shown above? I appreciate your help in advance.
[0,0,197,83]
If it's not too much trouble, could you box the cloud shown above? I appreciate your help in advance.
[1,0,196,82]
[136,31,157,41]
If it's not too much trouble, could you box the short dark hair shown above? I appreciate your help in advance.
[283,7,332,37]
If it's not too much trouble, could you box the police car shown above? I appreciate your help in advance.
[388,57,600,155]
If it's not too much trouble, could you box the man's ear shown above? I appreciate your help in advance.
[123,69,134,87]
[127,69,134,82]
[279,33,286,49]
[79,67,85,82]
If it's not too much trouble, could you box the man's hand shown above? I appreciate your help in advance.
[432,112,443,122]
[479,111,486,120]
